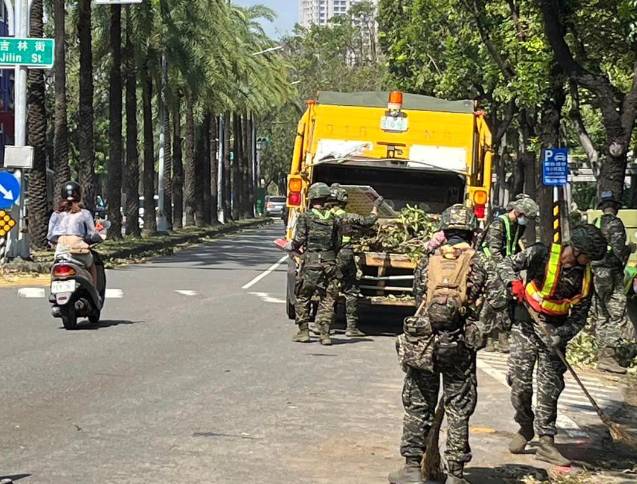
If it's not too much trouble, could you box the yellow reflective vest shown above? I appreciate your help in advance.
[524,244,592,316]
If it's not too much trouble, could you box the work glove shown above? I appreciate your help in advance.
[510,279,525,303]
[427,231,447,251]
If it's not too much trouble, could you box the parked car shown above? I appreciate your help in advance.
[265,196,286,217]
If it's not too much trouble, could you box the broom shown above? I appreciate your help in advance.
[527,305,637,448]
[421,397,446,481]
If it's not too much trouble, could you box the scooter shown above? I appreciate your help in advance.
[49,250,106,330]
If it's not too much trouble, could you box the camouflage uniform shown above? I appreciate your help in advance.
[402,246,488,466]
[331,207,377,333]
[591,213,628,351]
[291,207,340,343]
[499,244,591,438]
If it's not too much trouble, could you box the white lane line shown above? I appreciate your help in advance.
[105,289,124,299]
[248,291,286,304]
[18,288,45,298]
[175,290,198,296]
[242,256,287,290]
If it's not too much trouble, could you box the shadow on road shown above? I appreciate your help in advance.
[466,464,548,483]
[61,320,144,331]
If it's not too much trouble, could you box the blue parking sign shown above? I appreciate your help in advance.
[542,148,569,187]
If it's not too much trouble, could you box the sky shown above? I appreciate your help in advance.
[234,0,298,39]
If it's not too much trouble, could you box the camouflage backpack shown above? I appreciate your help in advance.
[425,246,475,331]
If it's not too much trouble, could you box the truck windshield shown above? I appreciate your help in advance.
[313,162,464,214]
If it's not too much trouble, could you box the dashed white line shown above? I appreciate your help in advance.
[105,289,124,299]
[17,288,45,298]
[242,256,287,290]
[248,291,286,304]
[175,290,198,296]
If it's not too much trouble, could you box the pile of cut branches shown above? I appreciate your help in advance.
[353,206,438,261]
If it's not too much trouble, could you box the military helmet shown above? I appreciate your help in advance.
[329,184,348,204]
[439,204,478,232]
[597,190,620,209]
[508,193,539,219]
[569,224,607,261]
[308,182,331,201]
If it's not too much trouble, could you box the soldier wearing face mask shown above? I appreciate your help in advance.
[480,194,540,352]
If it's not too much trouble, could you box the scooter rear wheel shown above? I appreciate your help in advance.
[61,306,78,330]
[89,309,101,324]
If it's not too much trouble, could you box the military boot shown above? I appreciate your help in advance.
[387,458,423,484]
[292,324,310,343]
[345,324,366,337]
[509,425,534,454]
[497,332,510,353]
[597,348,627,374]
[445,461,469,484]
[318,324,332,345]
[535,435,571,466]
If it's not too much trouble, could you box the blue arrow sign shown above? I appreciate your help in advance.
[542,148,569,187]
[0,171,21,209]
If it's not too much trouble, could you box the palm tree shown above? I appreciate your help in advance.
[123,6,140,237]
[27,0,47,248]
[78,0,96,212]
[184,93,196,226]
[53,0,69,200]
[107,4,123,239]
[172,96,183,229]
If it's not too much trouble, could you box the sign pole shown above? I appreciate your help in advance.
[6,0,30,261]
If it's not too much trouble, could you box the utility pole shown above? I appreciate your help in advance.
[6,0,31,260]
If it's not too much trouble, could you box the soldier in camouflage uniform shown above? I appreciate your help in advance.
[288,183,340,346]
[390,205,489,484]
[328,184,379,337]
[499,225,607,466]
[591,192,629,374]
[481,194,539,352]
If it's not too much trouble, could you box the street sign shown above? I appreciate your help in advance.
[0,171,21,209]
[0,210,16,238]
[3,145,34,169]
[0,37,55,68]
[542,148,569,187]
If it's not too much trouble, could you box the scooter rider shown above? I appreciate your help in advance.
[47,181,104,286]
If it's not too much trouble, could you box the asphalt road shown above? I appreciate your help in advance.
[0,222,635,483]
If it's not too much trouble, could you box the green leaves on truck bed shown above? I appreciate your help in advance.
[353,205,438,261]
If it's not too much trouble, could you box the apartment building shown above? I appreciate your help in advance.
[298,0,378,27]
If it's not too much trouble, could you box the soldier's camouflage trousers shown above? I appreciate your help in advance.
[591,267,630,349]
[337,248,360,329]
[400,348,477,463]
[508,321,567,437]
[295,264,336,334]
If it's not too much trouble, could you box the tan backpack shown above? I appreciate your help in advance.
[425,246,475,331]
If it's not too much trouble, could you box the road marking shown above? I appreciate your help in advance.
[248,291,286,304]
[175,290,198,296]
[105,289,124,299]
[242,255,287,290]
[17,288,45,298]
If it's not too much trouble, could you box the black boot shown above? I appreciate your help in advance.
[509,424,534,454]
[535,435,571,466]
[445,461,469,484]
[388,458,423,484]
[597,348,627,374]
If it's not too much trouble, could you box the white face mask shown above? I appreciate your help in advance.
[517,216,528,226]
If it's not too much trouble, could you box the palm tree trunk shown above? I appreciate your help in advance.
[141,58,156,235]
[201,113,212,225]
[124,6,140,237]
[78,0,96,213]
[232,114,241,220]
[184,93,196,226]
[53,0,69,200]
[194,120,205,227]
[27,0,48,248]
[172,98,183,229]
[210,115,219,224]
[107,4,123,239]
[163,104,173,229]
[222,112,231,221]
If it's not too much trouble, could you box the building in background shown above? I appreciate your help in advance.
[0,3,14,166]
[299,0,378,27]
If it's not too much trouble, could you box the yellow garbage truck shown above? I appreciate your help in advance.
[284,91,494,318]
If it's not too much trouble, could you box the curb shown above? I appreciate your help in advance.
[1,218,273,275]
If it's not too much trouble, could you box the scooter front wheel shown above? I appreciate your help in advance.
[61,305,78,330]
